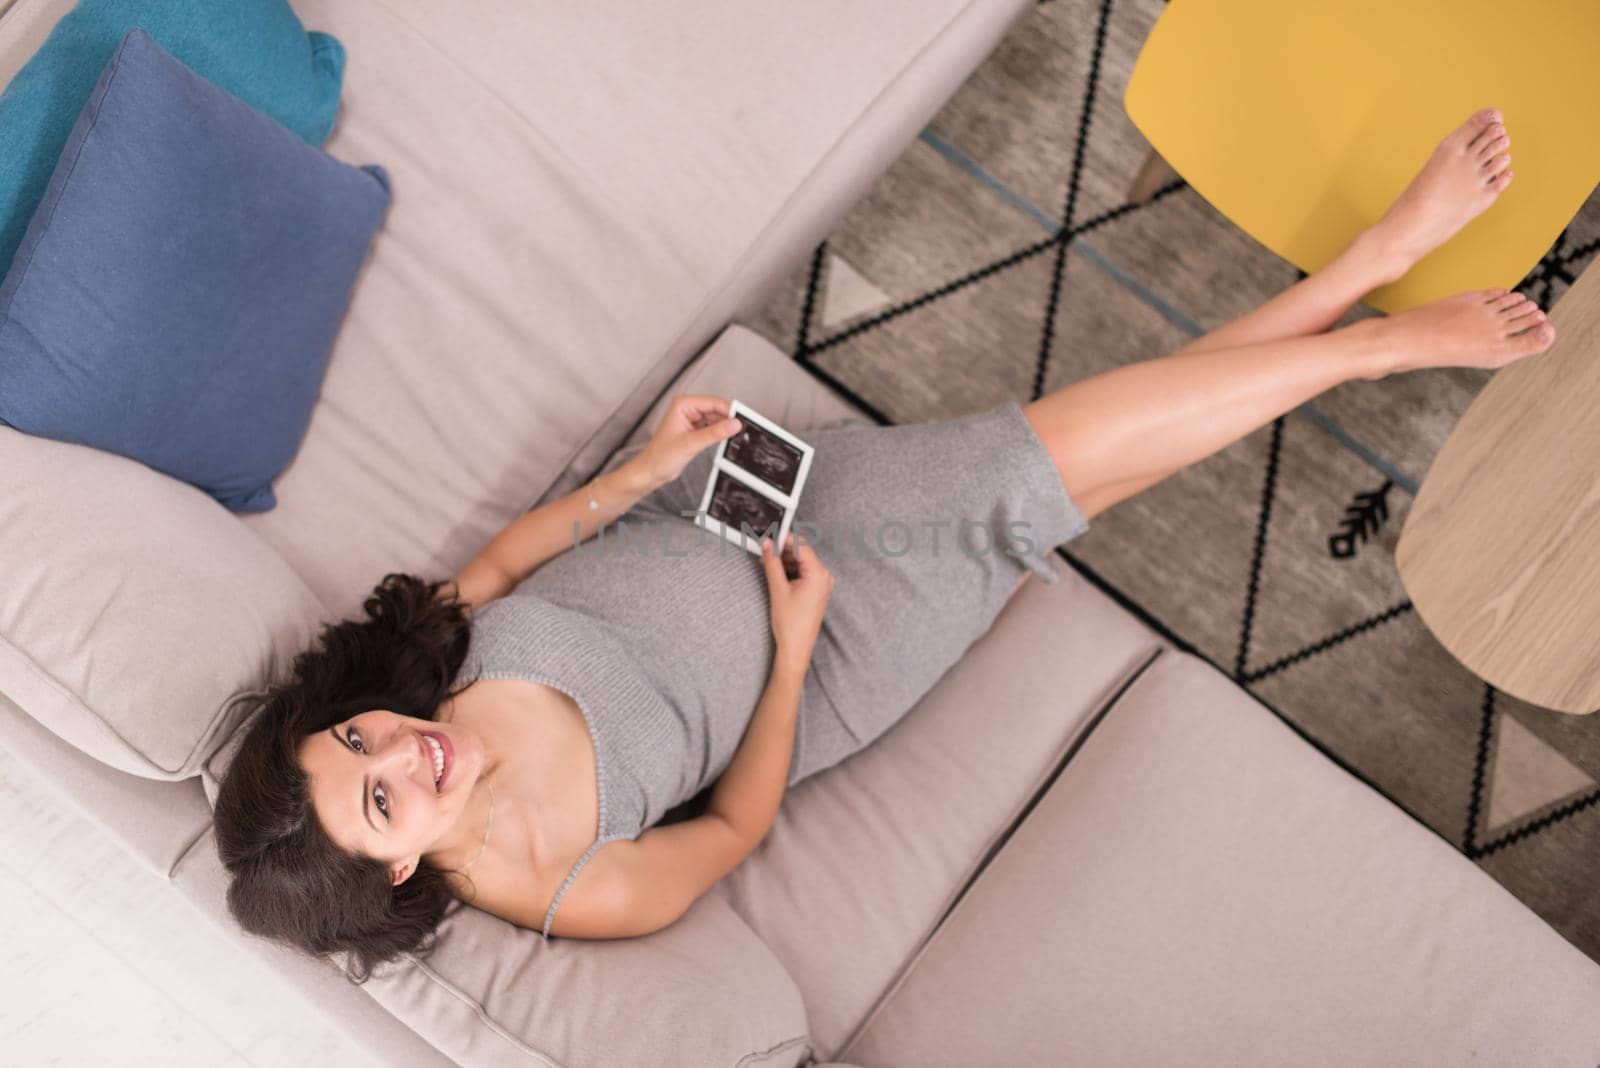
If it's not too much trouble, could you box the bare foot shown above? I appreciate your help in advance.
[1364,108,1514,276]
[1366,288,1555,376]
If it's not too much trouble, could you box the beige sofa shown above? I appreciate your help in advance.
[5,1,1600,1064]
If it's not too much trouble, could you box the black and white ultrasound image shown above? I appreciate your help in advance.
[724,420,803,495]
[708,471,786,540]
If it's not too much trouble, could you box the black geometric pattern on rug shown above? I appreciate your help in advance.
[1031,0,1117,402]
[1465,684,1600,859]
[758,0,1600,957]
[1518,224,1598,307]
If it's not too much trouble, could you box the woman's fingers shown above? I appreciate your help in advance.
[766,532,833,591]
[673,394,733,428]
[789,536,832,586]
[694,416,741,450]
[761,537,787,590]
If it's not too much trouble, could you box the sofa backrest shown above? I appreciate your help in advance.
[1,0,1011,782]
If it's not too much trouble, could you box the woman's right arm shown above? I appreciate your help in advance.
[553,643,810,938]
[456,458,659,600]
[548,653,807,940]
[455,395,744,595]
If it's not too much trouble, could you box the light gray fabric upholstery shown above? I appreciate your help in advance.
[536,0,1046,504]
[841,650,1600,1065]
[0,425,330,780]
[0,691,213,878]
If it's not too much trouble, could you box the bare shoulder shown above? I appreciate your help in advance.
[454,830,630,941]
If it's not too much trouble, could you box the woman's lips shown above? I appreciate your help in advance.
[424,730,454,791]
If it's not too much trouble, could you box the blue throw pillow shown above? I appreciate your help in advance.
[0,28,391,514]
[0,0,344,276]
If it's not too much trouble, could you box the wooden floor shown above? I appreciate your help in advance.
[0,757,382,1067]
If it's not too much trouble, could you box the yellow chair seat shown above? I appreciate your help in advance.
[1124,0,1600,313]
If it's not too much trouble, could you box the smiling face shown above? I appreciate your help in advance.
[297,709,487,886]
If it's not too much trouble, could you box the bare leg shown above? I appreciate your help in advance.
[1072,229,1404,518]
[1028,325,1379,520]
[1041,107,1527,520]
[1027,294,1551,526]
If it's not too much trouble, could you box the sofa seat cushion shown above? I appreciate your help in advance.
[513,324,1164,1059]
[718,572,1164,1059]
[613,328,1170,1054]
[172,827,813,1068]
[840,650,1600,1065]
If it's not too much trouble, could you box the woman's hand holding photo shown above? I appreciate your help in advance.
[761,531,833,676]
[630,393,743,489]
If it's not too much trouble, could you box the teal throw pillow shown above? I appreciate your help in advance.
[0,0,345,275]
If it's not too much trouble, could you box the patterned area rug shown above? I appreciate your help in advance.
[742,0,1600,961]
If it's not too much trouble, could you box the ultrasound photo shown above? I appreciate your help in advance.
[725,419,804,495]
[708,471,786,540]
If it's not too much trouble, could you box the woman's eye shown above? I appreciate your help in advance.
[348,730,364,753]
[374,784,389,819]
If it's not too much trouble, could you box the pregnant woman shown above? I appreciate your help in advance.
[214,109,1549,980]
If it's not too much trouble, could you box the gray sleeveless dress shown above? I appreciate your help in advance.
[460,400,1090,938]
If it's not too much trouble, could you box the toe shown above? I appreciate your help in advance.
[1487,169,1514,190]
[1482,152,1511,175]
[1526,321,1557,350]
[1491,291,1525,310]
[1505,307,1543,330]
[1470,123,1506,153]
[1476,133,1509,160]
[1463,108,1501,139]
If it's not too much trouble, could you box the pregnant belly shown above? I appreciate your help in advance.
[519,513,778,792]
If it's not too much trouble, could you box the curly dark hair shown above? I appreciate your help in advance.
[212,572,481,984]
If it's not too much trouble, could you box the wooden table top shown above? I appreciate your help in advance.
[1396,256,1600,714]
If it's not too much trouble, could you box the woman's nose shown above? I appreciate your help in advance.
[381,729,422,773]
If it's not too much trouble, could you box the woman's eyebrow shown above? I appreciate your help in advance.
[328,725,379,832]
